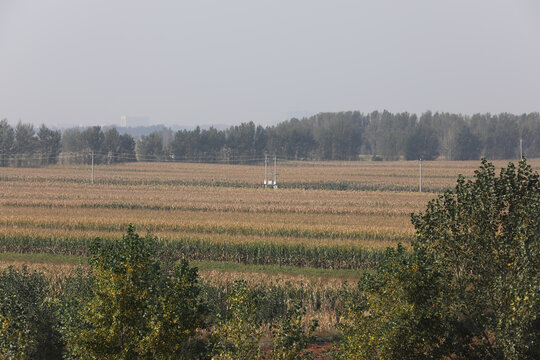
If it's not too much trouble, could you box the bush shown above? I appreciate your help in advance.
[212,280,262,360]
[271,304,318,360]
[0,267,61,359]
[337,159,540,359]
[62,225,207,359]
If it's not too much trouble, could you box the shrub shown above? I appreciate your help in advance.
[337,159,540,359]
[0,267,61,359]
[212,280,262,360]
[270,304,318,360]
[62,225,207,359]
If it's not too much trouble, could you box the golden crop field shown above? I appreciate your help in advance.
[1,158,538,272]
[3,158,537,190]
[1,159,537,334]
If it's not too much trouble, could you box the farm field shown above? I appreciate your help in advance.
[4,158,538,191]
[1,159,539,266]
[1,158,538,335]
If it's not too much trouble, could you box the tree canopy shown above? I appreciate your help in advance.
[338,159,539,359]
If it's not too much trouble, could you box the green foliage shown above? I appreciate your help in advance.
[37,124,62,165]
[337,159,540,359]
[211,282,321,360]
[449,124,481,160]
[412,158,539,359]
[271,304,318,360]
[0,232,386,270]
[0,119,15,167]
[62,225,206,359]
[137,131,165,161]
[212,280,262,360]
[212,280,263,360]
[61,126,136,165]
[336,245,446,359]
[0,267,61,359]
[404,123,440,160]
[3,111,540,164]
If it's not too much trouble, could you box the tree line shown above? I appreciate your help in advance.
[1,111,539,166]
[139,111,540,162]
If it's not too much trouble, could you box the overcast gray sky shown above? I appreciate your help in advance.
[1,0,539,128]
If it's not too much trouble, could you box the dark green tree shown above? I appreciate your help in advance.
[0,267,61,359]
[61,128,84,153]
[119,133,136,162]
[137,131,164,161]
[37,124,62,165]
[81,126,104,153]
[338,159,539,359]
[79,126,106,164]
[14,121,38,166]
[63,225,206,359]
[450,124,481,160]
[103,128,136,163]
[0,119,14,166]
[404,124,440,160]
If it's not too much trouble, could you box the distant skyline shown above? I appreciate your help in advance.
[1,0,539,128]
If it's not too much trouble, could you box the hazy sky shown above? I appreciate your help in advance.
[1,0,539,128]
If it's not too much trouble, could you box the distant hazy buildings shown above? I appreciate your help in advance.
[120,116,149,128]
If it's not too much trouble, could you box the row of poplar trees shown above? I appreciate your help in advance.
[2,111,540,166]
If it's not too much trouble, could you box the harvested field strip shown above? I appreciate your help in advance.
[194,261,364,281]
[0,234,386,269]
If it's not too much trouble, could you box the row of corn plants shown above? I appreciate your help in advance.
[0,233,385,269]
[2,200,412,216]
[0,174,447,192]
[0,219,411,243]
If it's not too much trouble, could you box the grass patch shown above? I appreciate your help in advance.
[192,260,365,280]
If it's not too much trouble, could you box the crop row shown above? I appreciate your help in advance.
[1,200,415,216]
[0,174,446,192]
[0,233,386,270]
[0,219,412,243]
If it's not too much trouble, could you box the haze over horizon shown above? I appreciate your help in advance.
[1,0,539,128]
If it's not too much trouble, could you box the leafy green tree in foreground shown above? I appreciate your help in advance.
[212,280,262,360]
[0,267,61,359]
[338,159,539,359]
[271,304,318,360]
[63,225,206,360]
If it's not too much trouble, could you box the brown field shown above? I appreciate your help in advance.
[2,158,537,190]
[1,158,537,265]
[2,159,536,335]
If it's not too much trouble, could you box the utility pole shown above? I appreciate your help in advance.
[419,158,422,193]
[91,151,95,185]
[264,154,268,189]
[274,155,277,188]
[520,138,523,159]
[263,154,278,189]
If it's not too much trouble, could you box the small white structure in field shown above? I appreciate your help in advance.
[264,155,278,189]
[264,179,278,189]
